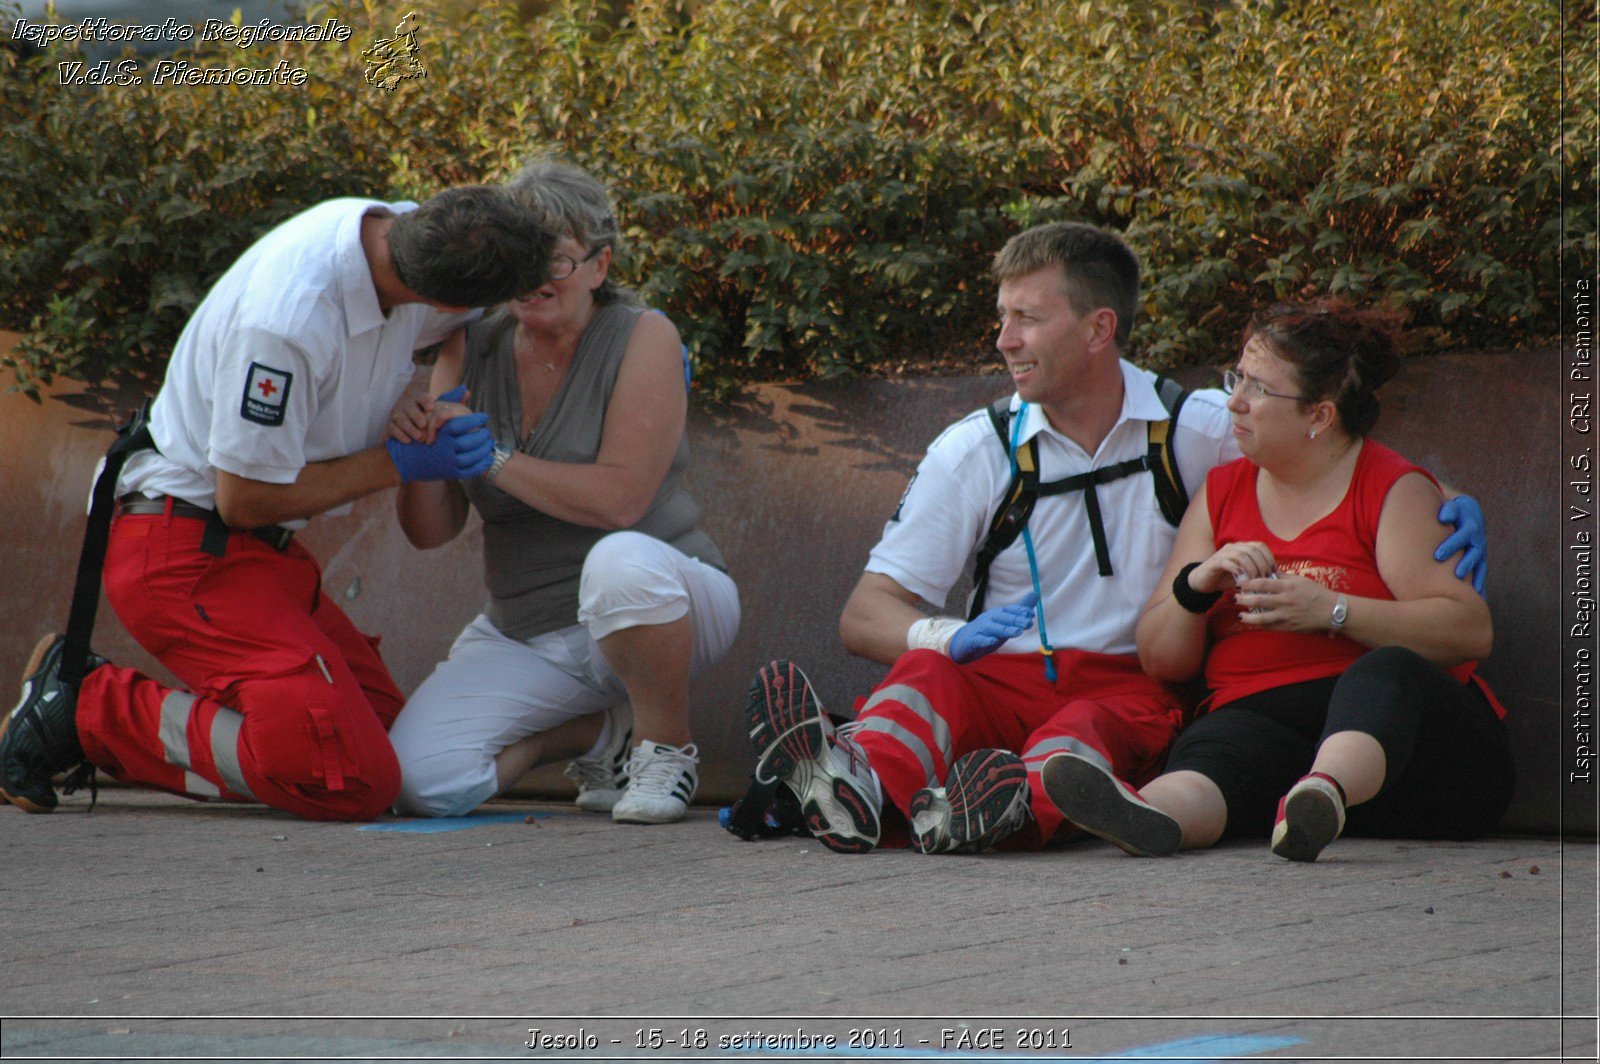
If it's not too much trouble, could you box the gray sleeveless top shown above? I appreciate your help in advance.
[460,302,724,640]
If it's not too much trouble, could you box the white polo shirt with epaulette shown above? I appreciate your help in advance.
[866,359,1239,657]
[118,197,472,526]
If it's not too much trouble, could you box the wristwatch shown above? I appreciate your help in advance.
[1329,593,1349,633]
[485,442,513,485]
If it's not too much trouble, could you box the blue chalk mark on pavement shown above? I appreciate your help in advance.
[739,1033,1304,1061]
[357,811,557,833]
[1120,1034,1306,1058]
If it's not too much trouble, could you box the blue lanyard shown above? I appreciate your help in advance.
[1008,403,1058,683]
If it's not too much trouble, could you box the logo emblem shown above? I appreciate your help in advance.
[242,363,292,426]
[362,12,427,92]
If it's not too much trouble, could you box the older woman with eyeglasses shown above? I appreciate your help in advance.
[1040,298,1513,861]
[384,158,739,825]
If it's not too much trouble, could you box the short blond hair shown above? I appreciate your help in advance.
[992,222,1141,348]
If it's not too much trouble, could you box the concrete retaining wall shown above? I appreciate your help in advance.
[0,343,1576,833]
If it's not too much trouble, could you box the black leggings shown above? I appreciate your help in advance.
[1164,646,1515,840]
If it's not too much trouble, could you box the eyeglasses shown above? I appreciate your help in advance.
[547,245,603,281]
[1222,369,1306,403]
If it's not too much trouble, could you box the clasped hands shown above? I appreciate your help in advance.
[384,385,495,483]
[1186,541,1335,633]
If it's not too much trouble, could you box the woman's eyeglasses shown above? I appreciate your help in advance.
[547,245,604,281]
[1222,369,1306,403]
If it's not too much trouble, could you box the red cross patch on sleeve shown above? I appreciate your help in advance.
[241,362,293,426]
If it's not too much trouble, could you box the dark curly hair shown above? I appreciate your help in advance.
[1244,297,1402,437]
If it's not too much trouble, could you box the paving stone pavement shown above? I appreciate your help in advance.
[0,790,1593,1064]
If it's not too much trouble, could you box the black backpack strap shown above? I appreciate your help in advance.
[968,398,1038,619]
[59,399,156,688]
[1035,455,1156,576]
[1148,373,1191,526]
[969,376,1190,592]
[983,396,1006,439]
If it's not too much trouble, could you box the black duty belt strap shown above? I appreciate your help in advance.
[116,495,295,554]
[59,399,154,688]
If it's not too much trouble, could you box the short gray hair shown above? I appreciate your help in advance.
[507,156,639,307]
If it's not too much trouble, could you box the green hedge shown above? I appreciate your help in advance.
[0,0,1585,401]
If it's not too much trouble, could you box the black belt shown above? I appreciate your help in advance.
[117,494,295,552]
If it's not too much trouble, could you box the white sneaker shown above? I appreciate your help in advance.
[611,740,698,824]
[746,660,881,854]
[910,748,1030,854]
[564,704,633,813]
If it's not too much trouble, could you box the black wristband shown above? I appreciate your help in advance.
[1173,562,1222,614]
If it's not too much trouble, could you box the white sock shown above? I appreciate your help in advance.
[584,712,618,761]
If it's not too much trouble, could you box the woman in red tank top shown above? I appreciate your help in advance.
[1039,299,1512,862]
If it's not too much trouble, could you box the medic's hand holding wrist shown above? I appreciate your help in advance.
[946,591,1040,664]
[1434,494,1488,596]
[386,411,495,482]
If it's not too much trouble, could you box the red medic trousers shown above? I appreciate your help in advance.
[75,508,403,821]
[852,649,1189,849]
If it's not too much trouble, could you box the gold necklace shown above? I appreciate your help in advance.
[515,325,564,375]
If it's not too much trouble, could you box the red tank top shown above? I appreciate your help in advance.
[1202,441,1501,715]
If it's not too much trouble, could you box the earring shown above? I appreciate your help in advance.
[1308,429,1318,440]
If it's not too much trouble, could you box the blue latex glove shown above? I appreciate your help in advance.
[436,384,468,404]
[1434,495,1488,597]
[949,591,1040,664]
[386,411,495,482]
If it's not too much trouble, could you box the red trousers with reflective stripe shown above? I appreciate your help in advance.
[853,649,1188,849]
[76,510,404,821]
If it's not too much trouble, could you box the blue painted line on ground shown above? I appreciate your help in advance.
[357,811,557,833]
[1120,1034,1306,1058]
[737,1032,1305,1061]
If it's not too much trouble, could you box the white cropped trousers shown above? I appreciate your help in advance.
[389,531,740,817]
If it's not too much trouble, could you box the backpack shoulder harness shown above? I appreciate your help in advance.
[968,374,1190,617]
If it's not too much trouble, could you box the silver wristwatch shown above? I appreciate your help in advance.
[1329,593,1349,633]
[485,442,513,485]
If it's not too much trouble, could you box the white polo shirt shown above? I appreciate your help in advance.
[866,360,1239,657]
[118,198,473,525]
